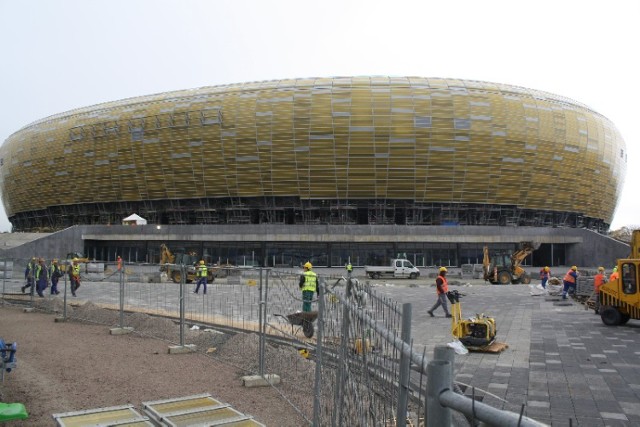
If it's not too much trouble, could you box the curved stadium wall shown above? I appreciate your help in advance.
[0,76,627,231]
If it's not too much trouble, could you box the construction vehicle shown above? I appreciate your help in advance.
[598,230,640,326]
[159,243,220,284]
[66,252,90,263]
[365,259,420,279]
[447,290,497,349]
[482,242,537,285]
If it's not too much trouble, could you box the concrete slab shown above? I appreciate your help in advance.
[109,327,134,335]
[242,374,281,388]
[167,344,197,354]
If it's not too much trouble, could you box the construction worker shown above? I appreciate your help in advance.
[49,259,61,295]
[345,262,353,277]
[609,266,619,282]
[562,266,578,300]
[539,266,551,289]
[593,267,606,314]
[428,267,452,318]
[35,258,49,298]
[70,258,81,297]
[117,256,123,271]
[22,257,36,294]
[194,260,208,294]
[299,262,317,312]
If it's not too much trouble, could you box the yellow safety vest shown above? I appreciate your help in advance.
[72,264,81,277]
[301,271,317,292]
[197,265,208,277]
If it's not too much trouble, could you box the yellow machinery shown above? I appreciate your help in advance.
[447,290,497,349]
[598,230,640,326]
[482,242,537,285]
[159,243,217,283]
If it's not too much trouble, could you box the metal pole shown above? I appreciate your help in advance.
[313,278,325,426]
[333,276,353,427]
[257,268,264,376]
[261,269,269,370]
[1,259,6,303]
[179,263,185,347]
[119,260,125,328]
[63,260,68,319]
[427,360,452,427]
[396,303,412,427]
[438,390,547,427]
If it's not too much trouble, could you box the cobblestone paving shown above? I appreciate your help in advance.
[375,281,640,426]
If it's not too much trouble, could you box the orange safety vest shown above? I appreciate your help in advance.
[594,273,605,292]
[436,276,449,295]
[609,272,619,282]
[563,269,576,284]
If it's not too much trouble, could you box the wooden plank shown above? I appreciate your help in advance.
[468,341,509,353]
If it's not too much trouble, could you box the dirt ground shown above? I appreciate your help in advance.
[0,303,308,426]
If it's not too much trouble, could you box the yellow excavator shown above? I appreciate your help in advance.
[598,230,640,326]
[482,242,537,285]
[159,244,231,283]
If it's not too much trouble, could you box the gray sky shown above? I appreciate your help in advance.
[1,0,638,231]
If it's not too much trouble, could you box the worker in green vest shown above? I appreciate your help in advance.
[299,262,318,312]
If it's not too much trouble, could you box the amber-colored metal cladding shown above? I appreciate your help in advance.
[0,76,627,227]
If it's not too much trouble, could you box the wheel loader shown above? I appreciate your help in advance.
[598,230,640,326]
[482,242,538,285]
[159,243,228,283]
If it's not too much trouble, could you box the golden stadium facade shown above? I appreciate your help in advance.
[0,76,627,232]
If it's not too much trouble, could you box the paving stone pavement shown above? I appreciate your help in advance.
[375,281,640,426]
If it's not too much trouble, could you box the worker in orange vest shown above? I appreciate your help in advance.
[593,266,606,314]
[562,266,578,300]
[428,267,452,318]
[609,266,619,282]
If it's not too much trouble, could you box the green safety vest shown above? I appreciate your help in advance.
[197,264,208,277]
[301,270,317,292]
[346,263,352,272]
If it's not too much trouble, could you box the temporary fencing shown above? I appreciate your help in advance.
[0,260,547,426]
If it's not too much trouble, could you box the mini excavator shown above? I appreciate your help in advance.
[447,290,497,349]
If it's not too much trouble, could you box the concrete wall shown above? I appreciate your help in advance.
[0,224,631,268]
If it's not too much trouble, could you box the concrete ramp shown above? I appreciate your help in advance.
[52,404,153,426]
[141,394,265,426]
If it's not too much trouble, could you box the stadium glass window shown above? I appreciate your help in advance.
[414,116,432,128]
[454,118,470,130]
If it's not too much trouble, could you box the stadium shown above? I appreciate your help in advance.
[0,77,629,267]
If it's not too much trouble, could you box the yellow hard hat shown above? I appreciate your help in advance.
[544,266,550,272]
[439,267,447,272]
[598,266,604,271]
[304,262,312,269]
[72,258,78,262]
[199,260,205,265]
[571,266,577,271]
[613,266,618,272]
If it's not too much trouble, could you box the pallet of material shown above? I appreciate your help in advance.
[468,341,509,353]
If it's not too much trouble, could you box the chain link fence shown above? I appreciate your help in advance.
[1,259,547,426]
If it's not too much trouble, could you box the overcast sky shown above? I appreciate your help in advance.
[0,0,638,231]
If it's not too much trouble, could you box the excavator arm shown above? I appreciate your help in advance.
[159,244,175,272]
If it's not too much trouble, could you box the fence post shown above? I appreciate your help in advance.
[119,260,125,328]
[434,345,455,378]
[396,303,412,427]
[1,259,5,302]
[179,264,185,347]
[62,260,68,320]
[257,268,265,376]
[427,360,452,427]
[313,277,326,426]
[333,275,353,426]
